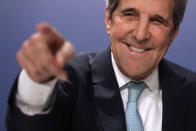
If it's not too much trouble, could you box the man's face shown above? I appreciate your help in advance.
[105,0,179,81]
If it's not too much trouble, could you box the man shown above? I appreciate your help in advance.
[6,0,196,131]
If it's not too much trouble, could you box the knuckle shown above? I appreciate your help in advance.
[29,33,43,48]
[16,51,21,61]
[16,51,25,67]
[30,33,39,42]
[22,41,30,51]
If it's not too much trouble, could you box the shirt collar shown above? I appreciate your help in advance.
[111,52,160,95]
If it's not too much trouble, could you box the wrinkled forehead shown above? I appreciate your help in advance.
[105,0,175,8]
[120,0,174,22]
[108,0,174,17]
[120,0,173,11]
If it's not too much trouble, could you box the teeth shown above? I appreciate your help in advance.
[130,45,145,52]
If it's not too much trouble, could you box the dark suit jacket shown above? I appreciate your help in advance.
[6,48,196,131]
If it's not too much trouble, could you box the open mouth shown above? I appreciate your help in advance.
[124,43,152,53]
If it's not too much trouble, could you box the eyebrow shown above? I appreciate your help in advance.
[120,8,138,14]
[120,8,170,26]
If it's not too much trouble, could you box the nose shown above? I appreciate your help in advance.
[132,19,151,42]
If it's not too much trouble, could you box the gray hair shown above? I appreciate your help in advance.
[105,0,188,31]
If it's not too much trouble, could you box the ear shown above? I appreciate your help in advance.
[170,28,179,44]
[105,8,111,35]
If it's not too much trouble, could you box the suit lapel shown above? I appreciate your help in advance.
[89,48,127,131]
[159,60,191,131]
[89,50,192,131]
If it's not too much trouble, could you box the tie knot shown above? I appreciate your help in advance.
[126,81,147,102]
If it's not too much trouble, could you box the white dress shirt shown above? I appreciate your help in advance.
[16,53,162,131]
[111,53,162,131]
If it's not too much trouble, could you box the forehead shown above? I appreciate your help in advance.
[118,0,174,18]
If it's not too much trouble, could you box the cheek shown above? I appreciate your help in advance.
[110,19,131,39]
[151,27,172,51]
[149,27,173,66]
[152,35,171,66]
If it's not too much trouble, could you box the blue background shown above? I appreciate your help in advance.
[0,0,195,130]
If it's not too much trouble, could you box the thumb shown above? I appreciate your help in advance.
[56,41,75,67]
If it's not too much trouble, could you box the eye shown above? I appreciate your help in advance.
[124,12,137,17]
[150,17,169,26]
[125,13,133,16]
[151,18,163,24]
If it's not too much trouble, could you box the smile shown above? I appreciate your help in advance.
[129,45,145,52]
[124,43,151,53]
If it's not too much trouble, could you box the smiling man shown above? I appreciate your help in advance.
[106,0,178,81]
[6,0,196,131]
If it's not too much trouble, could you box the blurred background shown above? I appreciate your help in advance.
[0,0,195,130]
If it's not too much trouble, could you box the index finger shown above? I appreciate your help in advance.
[36,22,65,54]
